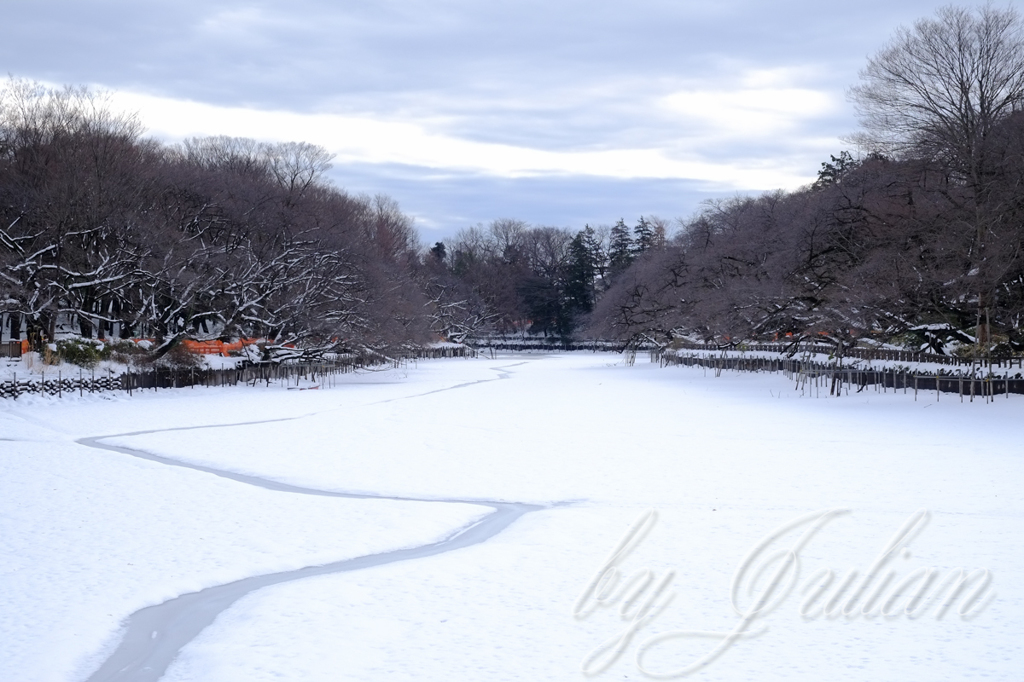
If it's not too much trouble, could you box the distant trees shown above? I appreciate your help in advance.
[0,78,430,354]
[583,5,1024,355]
[441,220,575,338]
[8,5,1023,358]
[588,131,1024,354]
[428,216,681,342]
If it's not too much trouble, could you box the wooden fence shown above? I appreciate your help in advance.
[0,345,476,400]
[654,350,1024,402]
[466,337,653,353]
[1,370,122,399]
[668,340,1024,369]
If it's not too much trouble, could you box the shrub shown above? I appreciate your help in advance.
[100,340,149,365]
[155,343,204,370]
[56,338,104,368]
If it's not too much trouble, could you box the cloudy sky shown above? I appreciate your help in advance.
[3,0,977,241]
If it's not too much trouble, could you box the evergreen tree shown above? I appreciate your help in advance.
[812,151,856,190]
[429,241,447,263]
[633,216,656,254]
[608,219,634,275]
[565,229,598,315]
[581,224,605,278]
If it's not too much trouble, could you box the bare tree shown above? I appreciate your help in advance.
[0,79,150,343]
[264,141,333,199]
[849,3,1024,347]
[849,4,1024,178]
[489,218,528,264]
[361,193,419,262]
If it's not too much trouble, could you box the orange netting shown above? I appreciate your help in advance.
[180,338,264,356]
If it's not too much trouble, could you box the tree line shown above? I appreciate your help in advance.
[4,5,1023,357]
[0,80,428,355]
[589,5,1024,355]
[421,215,669,343]
[429,5,1024,356]
[0,78,634,355]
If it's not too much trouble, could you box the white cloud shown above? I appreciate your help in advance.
[196,6,274,36]
[113,90,819,190]
[659,74,838,142]
[3,0,955,230]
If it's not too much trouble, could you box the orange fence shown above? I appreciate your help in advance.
[180,338,264,356]
[3,338,299,359]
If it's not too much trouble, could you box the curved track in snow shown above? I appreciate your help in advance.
[77,362,544,682]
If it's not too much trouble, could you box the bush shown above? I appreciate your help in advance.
[56,338,104,368]
[100,340,149,365]
[155,343,204,370]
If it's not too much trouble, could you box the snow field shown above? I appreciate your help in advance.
[0,372,491,681]
[111,356,1018,512]
[2,353,1022,680]
[160,506,1020,681]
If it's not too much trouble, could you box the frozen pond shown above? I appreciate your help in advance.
[1,353,1021,680]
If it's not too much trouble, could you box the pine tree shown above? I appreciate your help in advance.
[429,241,447,264]
[565,229,598,314]
[812,151,856,190]
[633,216,656,254]
[608,219,634,275]
[581,224,606,285]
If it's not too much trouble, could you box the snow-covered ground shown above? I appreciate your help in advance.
[1,352,122,383]
[1,353,1021,681]
[1,349,244,384]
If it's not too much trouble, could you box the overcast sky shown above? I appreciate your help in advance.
[3,0,989,241]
